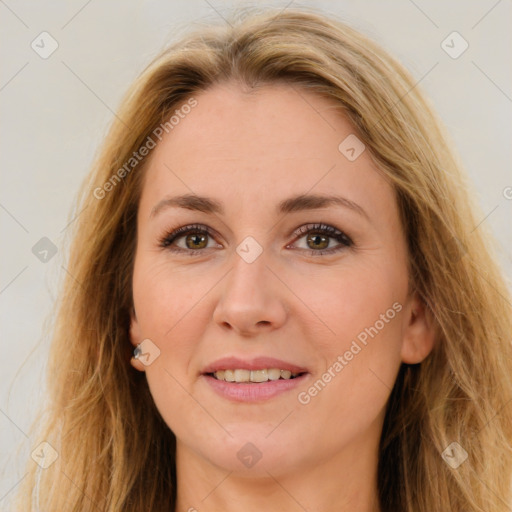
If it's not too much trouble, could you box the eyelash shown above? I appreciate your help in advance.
[158,222,353,257]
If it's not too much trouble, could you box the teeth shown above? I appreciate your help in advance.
[224,369,235,382]
[250,370,268,382]
[212,368,300,383]
[280,370,292,379]
[234,369,250,382]
[267,368,281,380]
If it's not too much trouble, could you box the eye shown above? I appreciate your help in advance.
[158,224,220,255]
[288,223,353,256]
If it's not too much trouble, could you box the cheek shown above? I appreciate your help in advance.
[132,255,218,340]
[297,259,405,413]
[132,259,215,436]
[303,257,405,349]
[131,256,211,410]
[289,294,403,458]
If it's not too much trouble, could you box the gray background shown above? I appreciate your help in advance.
[1,0,511,506]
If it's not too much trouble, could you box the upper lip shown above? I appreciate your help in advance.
[202,356,309,374]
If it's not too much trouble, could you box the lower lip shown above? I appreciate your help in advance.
[202,374,308,402]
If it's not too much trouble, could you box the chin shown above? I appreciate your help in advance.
[189,423,305,476]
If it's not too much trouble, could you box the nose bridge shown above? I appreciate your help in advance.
[229,245,269,294]
[212,239,288,333]
[226,229,272,291]
[224,240,274,304]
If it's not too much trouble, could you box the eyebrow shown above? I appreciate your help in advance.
[150,193,369,220]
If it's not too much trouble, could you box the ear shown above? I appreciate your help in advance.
[400,293,436,364]
[129,308,145,372]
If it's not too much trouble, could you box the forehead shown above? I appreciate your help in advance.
[140,82,395,222]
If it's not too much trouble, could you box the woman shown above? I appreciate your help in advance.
[16,7,512,512]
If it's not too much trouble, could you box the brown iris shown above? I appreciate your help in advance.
[307,232,329,250]
[186,233,208,249]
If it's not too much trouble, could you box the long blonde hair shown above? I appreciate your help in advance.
[14,7,512,511]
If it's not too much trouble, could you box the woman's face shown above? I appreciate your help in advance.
[130,82,433,477]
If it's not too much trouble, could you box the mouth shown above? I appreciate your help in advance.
[201,356,309,402]
[207,368,306,383]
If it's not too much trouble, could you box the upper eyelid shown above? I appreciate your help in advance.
[166,223,342,238]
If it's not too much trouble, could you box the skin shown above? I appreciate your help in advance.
[129,81,435,512]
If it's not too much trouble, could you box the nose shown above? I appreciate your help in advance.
[212,250,288,336]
